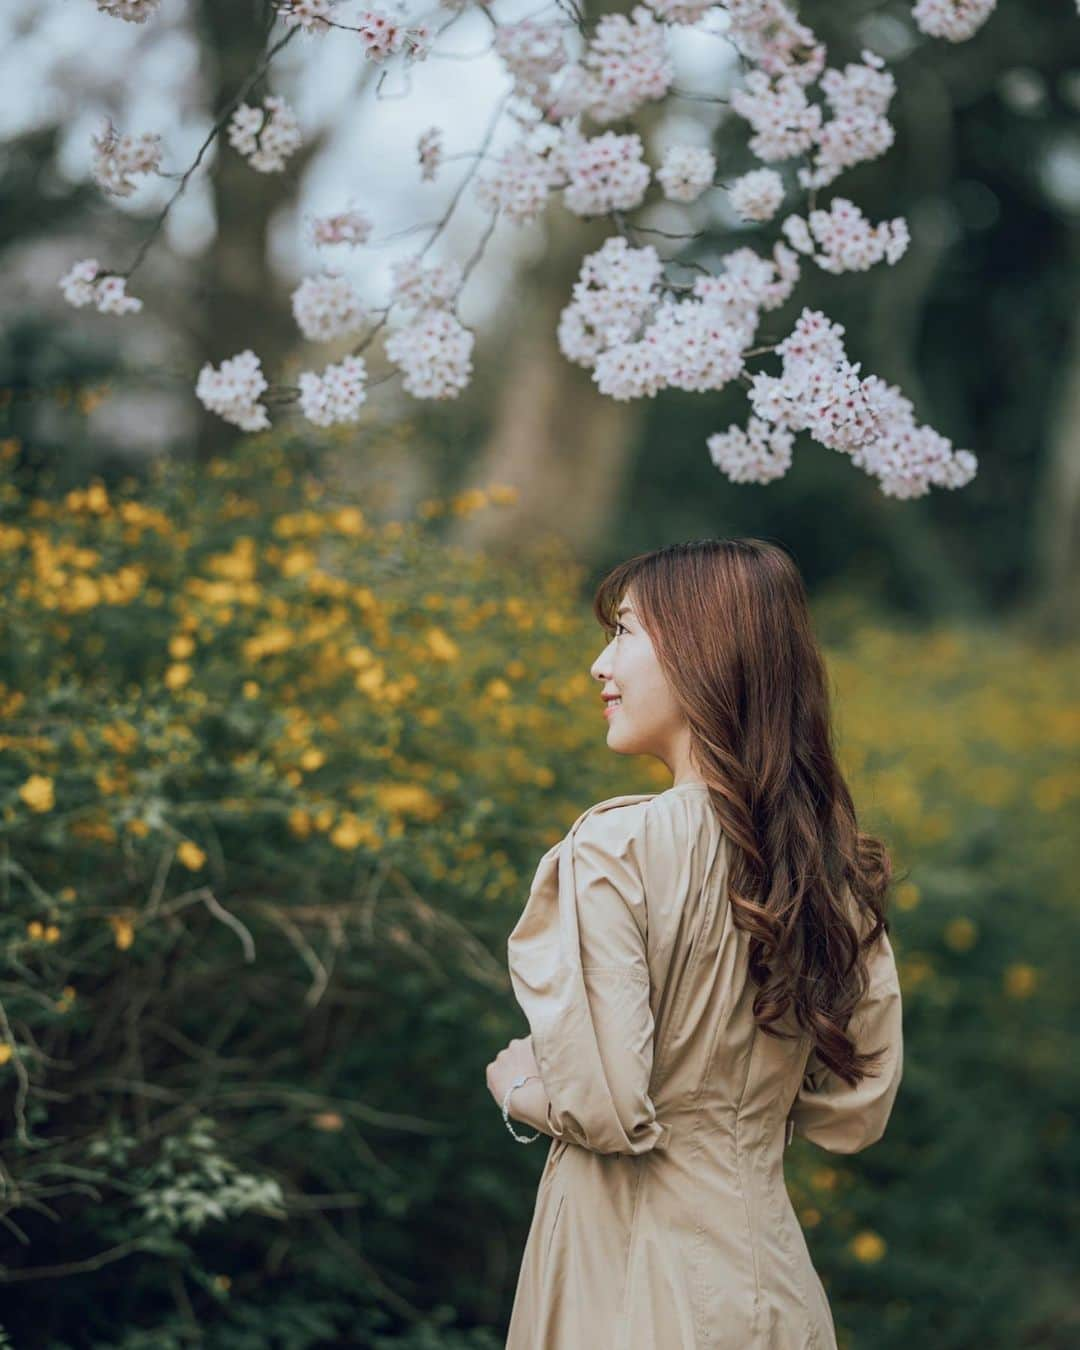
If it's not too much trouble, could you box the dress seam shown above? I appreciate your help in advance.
[734,1023,763,1342]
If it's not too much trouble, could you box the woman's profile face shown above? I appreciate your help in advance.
[589,587,687,765]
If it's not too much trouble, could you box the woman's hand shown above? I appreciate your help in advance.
[486,1034,542,1110]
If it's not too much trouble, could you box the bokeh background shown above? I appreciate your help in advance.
[1,0,1078,1346]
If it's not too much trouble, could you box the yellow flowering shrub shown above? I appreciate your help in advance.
[0,434,1076,1347]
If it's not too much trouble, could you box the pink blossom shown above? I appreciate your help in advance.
[911,0,997,43]
[657,145,716,203]
[195,351,270,432]
[91,122,163,197]
[298,355,368,426]
[291,273,366,341]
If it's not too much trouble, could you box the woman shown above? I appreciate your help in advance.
[486,538,904,1350]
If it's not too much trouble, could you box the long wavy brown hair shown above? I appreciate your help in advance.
[593,537,894,1088]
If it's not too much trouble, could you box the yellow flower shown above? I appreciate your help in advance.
[242,680,260,699]
[59,887,77,902]
[287,808,312,839]
[486,678,512,701]
[300,748,326,772]
[126,818,150,837]
[425,626,459,662]
[169,634,196,660]
[329,813,380,851]
[19,774,55,813]
[26,920,44,940]
[109,916,135,950]
[311,1111,345,1131]
[1004,963,1037,998]
[850,1230,886,1263]
[44,924,61,943]
[894,881,920,911]
[177,840,206,871]
[944,917,978,952]
[0,1044,12,1066]
[164,663,193,690]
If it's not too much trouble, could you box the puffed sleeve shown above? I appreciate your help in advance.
[787,924,904,1154]
[507,797,670,1156]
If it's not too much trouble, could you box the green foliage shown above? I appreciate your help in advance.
[0,437,1077,1346]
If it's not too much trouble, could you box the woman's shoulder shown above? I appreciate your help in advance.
[569,783,717,854]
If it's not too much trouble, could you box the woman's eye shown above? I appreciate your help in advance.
[614,621,628,636]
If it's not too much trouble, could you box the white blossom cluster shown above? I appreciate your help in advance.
[82,0,1015,500]
[94,0,160,21]
[417,127,442,182]
[558,236,799,403]
[298,354,368,426]
[728,167,785,221]
[91,123,162,197]
[277,0,337,33]
[802,52,896,190]
[557,126,651,216]
[356,10,432,62]
[578,7,675,124]
[308,208,373,247]
[195,350,270,432]
[640,0,715,28]
[911,0,997,43]
[291,272,367,341]
[707,418,794,484]
[656,145,716,203]
[724,0,825,84]
[475,141,559,223]
[782,198,909,273]
[493,21,567,107]
[730,49,895,192]
[227,95,302,173]
[59,259,142,315]
[384,256,473,399]
[743,308,977,497]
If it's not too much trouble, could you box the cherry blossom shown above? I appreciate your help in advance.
[728,167,784,221]
[59,259,142,315]
[911,0,997,43]
[291,272,367,341]
[227,96,302,174]
[308,208,373,248]
[195,351,270,431]
[277,0,337,33]
[579,7,675,124]
[71,0,1030,497]
[93,0,160,21]
[389,255,463,311]
[91,122,163,197]
[560,128,651,216]
[781,198,909,273]
[493,20,567,107]
[730,73,822,162]
[385,309,474,399]
[656,145,716,203]
[707,417,795,484]
[417,127,443,182]
[298,355,368,426]
[725,0,825,85]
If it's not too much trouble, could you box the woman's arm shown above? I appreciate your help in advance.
[505,1073,557,1138]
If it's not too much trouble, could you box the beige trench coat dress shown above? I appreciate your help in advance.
[505,784,904,1350]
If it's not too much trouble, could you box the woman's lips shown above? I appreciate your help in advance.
[603,698,622,718]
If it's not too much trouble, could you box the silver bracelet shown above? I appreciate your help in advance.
[502,1073,542,1143]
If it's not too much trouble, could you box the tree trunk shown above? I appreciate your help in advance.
[1030,231,1080,640]
[193,0,316,459]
